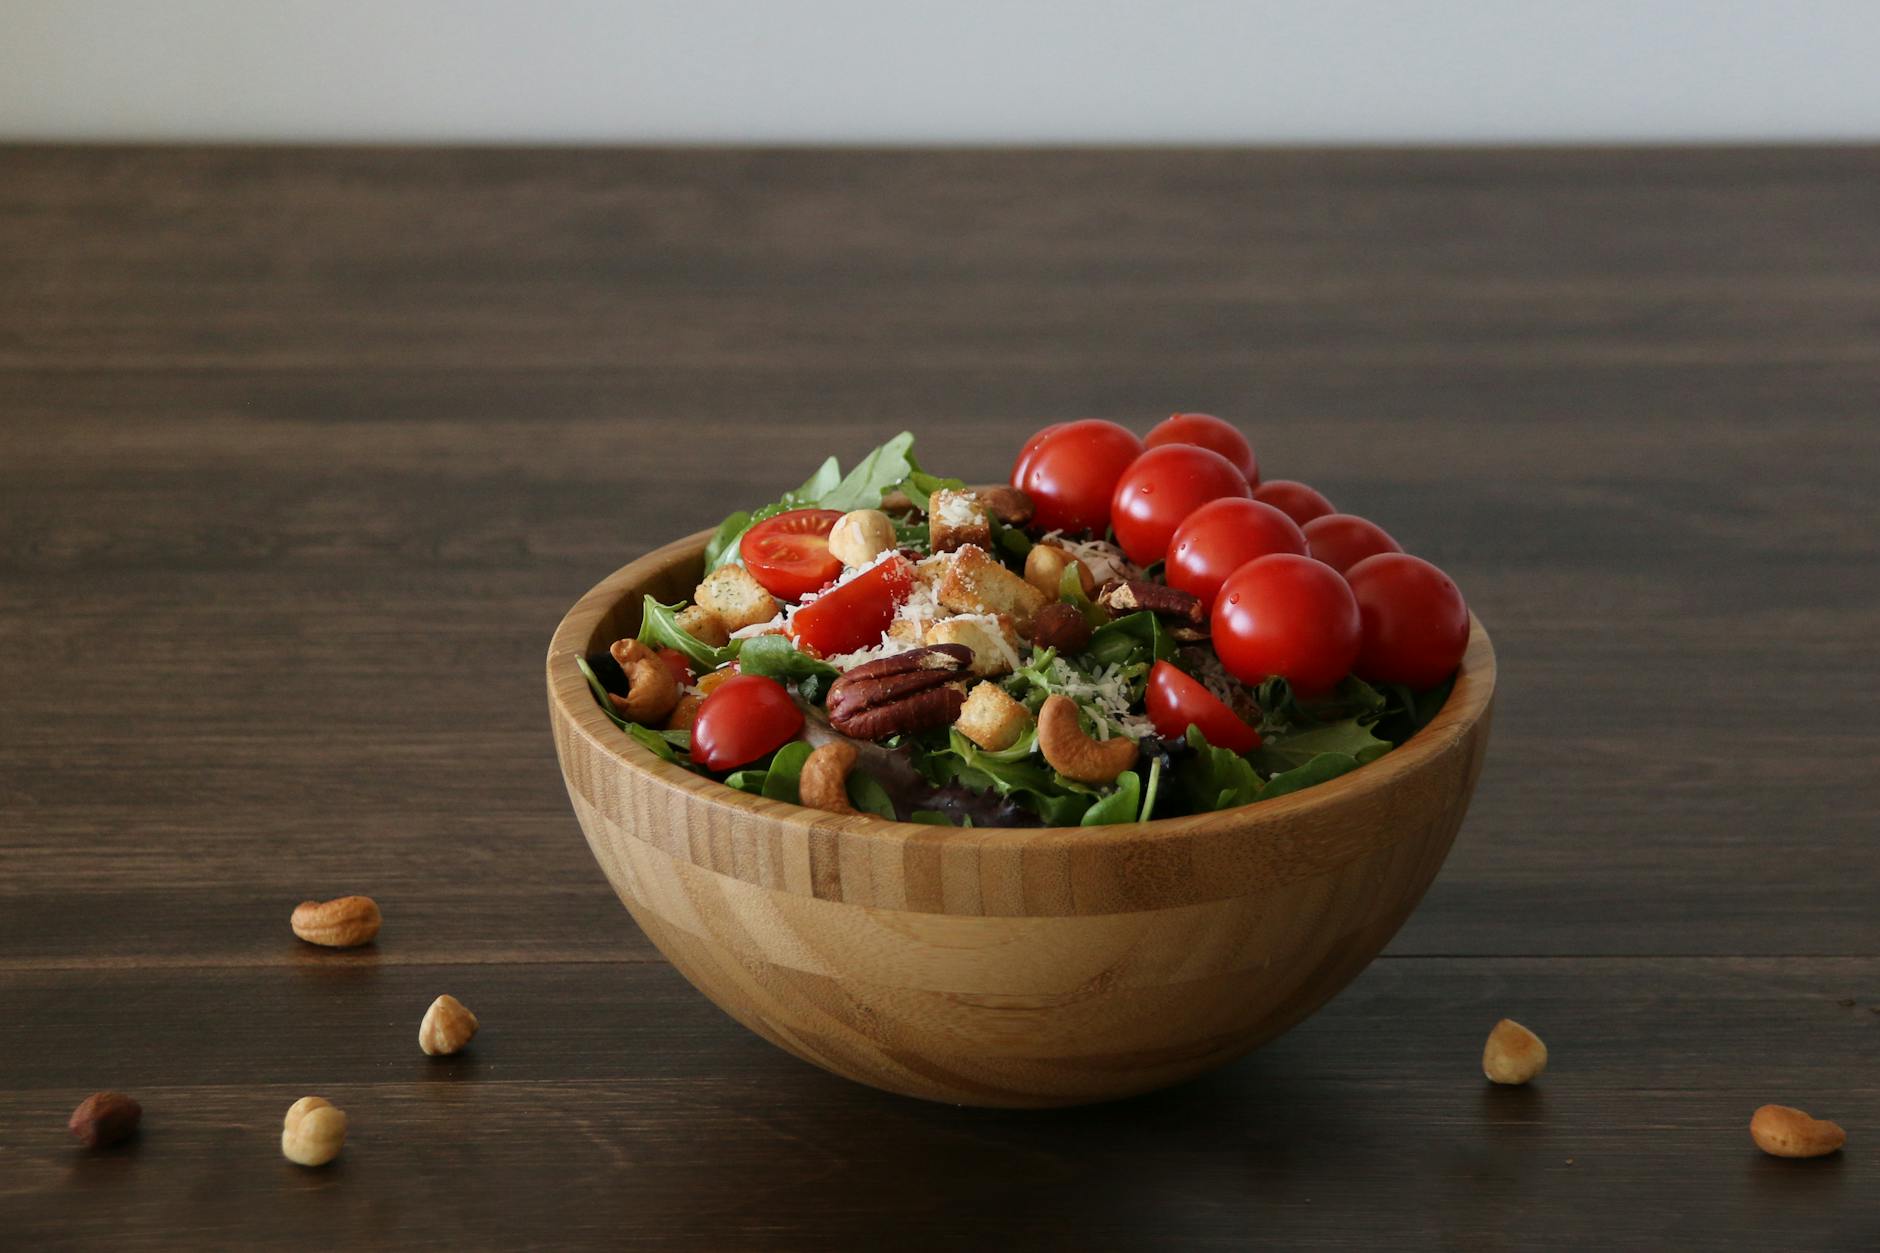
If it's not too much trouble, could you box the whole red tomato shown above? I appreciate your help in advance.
[1145,660,1260,753]
[1109,444,1252,566]
[1211,554,1361,698]
[1144,413,1259,484]
[786,556,914,658]
[1345,553,1469,690]
[1166,498,1307,614]
[1010,422,1067,487]
[1252,480,1335,526]
[1012,420,1144,536]
[689,674,805,771]
[1303,513,1401,574]
[740,508,845,600]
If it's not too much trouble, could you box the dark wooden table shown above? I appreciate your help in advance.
[2,146,1875,1249]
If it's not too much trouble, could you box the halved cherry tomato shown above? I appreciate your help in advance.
[690,674,804,772]
[1252,480,1335,526]
[1144,413,1259,485]
[1167,498,1307,615]
[787,555,914,658]
[1303,513,1402,574]
[1345,553,1469,690]
[740,509,845,600]
[656,647,693,688]
[1211,554,1361,698]
[1145,660,1260,753]
[1109,444,1252,566]
[1013,419,1144,536]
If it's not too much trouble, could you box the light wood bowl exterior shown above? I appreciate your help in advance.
[548,531,1496,1108]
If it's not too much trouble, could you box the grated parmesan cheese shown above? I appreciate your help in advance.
[933,490,985,529]
[1036,531,1137,585]
[1041,654,1155,742]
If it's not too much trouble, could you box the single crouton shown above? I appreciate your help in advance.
[955,681,1034,752]
[885,617,923,647]
[929,489,993,555]
[924,614,1022,677]
[675,604,731,647]
[913,553,951,590]
[936,544,1049,635]
[693,564,780,632]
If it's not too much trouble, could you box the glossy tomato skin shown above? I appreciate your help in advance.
[690,674,804,772]
[1010,422,1068,488]
[1109,444,1252,566]
[740,508,845,600]
[1303,513,1402,574]
[1145,660,1260,753]
[1252,480,1335,527]
[1345,553,1469,690]
[1166,498,1308,614]
[1144,413,1259,484]
[1014,420,1144,536]
[786,556,914,658]
[656,647,693,688]
[1211,554,1361,698]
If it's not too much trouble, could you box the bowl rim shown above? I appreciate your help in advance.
[547,528,1496,851]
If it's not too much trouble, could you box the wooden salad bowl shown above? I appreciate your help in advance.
[548,530,1496,1108]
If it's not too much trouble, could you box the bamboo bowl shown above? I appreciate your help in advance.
[548,530,1496,1108]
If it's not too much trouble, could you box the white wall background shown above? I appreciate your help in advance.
[3,0,1878,144]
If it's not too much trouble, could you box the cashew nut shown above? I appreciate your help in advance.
[1025,543,1095,598]
[1482,1019,1548,1085]
[1037,694,1138,785]
[828,509,898,568]
[607,639,681,724]
[1750,1104,1846,1158]
[799,741,859,814]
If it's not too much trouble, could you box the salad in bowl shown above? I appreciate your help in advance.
[578,415,1470,829]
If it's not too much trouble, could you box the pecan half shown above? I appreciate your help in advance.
[1098,579,1204,626]
[1031,602,1092,655]
[973,485,1035,527]
[826,645,972,738]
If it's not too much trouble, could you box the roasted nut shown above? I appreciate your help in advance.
[1031,602,1093,655]
[291,895,381,948]
[1482,1019,1548,1085]
[419,994,480,1056]
[974,484,1035,527]
[829,509,898,568]
[826,645,971,739]
[1036,694,1138,785]
[1098,579,1204,626]
[799,742,860,814]
[281,1096,347,1167]
[1750,1104,1846,1158]
[68,1091,141,1149]
[1024,543,1095,598]
[607,639,681,725]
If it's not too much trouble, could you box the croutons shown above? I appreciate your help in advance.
[929,489,993,555]
[923,614,1022,677]
[885,617,923,647]
[675,604,731,647]
[693,564,780,632]
[955,681,1033,752]
[936,544,1049,636]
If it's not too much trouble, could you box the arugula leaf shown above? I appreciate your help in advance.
[1081,771,1142,826]
[1060,564,1106,627]
[1085,610,1177,670]
[992,517,1032,564]
[760,741,816,804]
[913,729,1097,826]
[637,596,738,672]
[845,770,897,820]
[1176,725,1262,813]
[1260,751,1362,799]
[1253,718,1391,775]
[821,432,918,512]
[736,635,837,686]
[576,657,694,765]
[702,510,752,571]
[793,455,843,503]
[576,655,633,731]
[898,463,968,514]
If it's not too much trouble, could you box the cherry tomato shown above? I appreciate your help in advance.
[1013,419,1144,536]
[1144,413,1259,484]
[656,647,693,688]
[689,674,804,772]
[787,555,914,658]
[1109,444,1252,566]
[1303,513,1402,574]
[1211,554,1361,698]
[1252,479,1335,526]
[740,508,845,600]
[1010,421,1067,487]
[1145,660,1260,753]
[1345,553,1469,690]
[1166,498,1307,615]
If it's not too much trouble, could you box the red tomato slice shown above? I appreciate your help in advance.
[656,647,693,688]
[1145,660,1261,753]
[740,509,845,600]
[787,556,914,658]
[690,674,804,771]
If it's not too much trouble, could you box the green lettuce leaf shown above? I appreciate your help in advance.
[845,770,897,820]
[1085,610,1177,670]
[1139,753,1163,822]
[1176,725,1263,813]
[1260,751,1362,799]
[736,635,838,686]
[1060,563,1107,627]
[759,741,816,804]
[820,432,918,512]
[1080,771,1142,826]
[1252,718,1391,776]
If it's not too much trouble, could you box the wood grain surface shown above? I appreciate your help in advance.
[1,145,1876,1246]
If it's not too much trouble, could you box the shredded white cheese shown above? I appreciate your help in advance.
[933,490,985,529]
[1037,531,1137,585]
[1042,655,1155,742]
